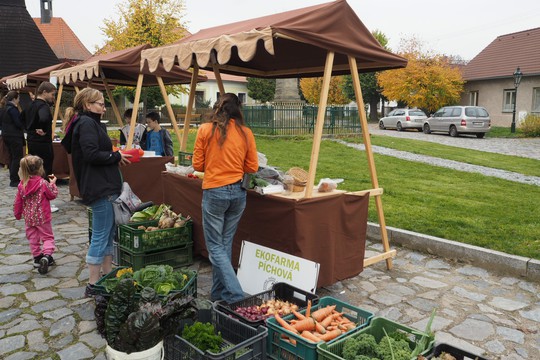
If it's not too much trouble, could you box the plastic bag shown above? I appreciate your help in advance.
[317,178,343,193]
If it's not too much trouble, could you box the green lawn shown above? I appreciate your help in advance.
[171,130,540,260]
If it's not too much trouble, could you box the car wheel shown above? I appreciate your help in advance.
[379,121,385,130]
[449,126,458,137]
[476,133,485,139]
[396,122,403,131]
[423,124,431,134]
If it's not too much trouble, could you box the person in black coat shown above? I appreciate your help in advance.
[23,81,57,177]
[62,88,131,297]
[0,91,25,186]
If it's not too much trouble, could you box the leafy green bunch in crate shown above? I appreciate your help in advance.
[129,203,170,223]
[102,265,193,296]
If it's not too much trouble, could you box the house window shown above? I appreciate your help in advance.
[238,92,246,104]
[195,90,205,107]
[533,88,540,113]
[216,92,221,102]
[469,91,478,106]
[503,89,516,112]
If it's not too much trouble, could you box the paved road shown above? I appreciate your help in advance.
[366,123,540,160]
[0,158,539,358]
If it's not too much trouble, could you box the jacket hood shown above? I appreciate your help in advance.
[19,176,43,197]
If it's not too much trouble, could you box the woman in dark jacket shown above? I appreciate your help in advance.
[0,91,25,187]
[63,88,130,297]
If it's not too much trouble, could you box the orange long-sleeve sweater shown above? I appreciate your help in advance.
[193,120,258,189]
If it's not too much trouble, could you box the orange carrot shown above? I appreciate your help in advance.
[318,329,342,342]
[292,310,305,320]
[311,305,336,322]
[305,300,312,318]
[320,312,341,328]
[274,313,299,334]
[292,317,316,332]
[301,330,321,343]
[315,321,326,334]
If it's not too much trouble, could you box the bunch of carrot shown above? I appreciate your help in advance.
[272,300,356,344]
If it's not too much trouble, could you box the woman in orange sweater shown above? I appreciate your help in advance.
[193,93,258,303]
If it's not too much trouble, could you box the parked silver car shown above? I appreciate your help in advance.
[423,106,491,138]
[379,108,427,131]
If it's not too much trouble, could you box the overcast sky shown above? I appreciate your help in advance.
[25,0,540,61]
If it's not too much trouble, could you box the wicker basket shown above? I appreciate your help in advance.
[287,167,308,192]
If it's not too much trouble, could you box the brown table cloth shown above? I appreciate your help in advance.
[161,172,369,288]
[52,142,70,179]
[69,156,174,204]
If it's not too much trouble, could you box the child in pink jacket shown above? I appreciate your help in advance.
[13,155,58,274]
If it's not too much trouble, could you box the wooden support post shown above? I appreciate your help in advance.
[180,64,199,152]
[74,86,80,94]
[305,51,334,199]
[212,58,225,96]
[348,55,394,270]
[156,76,183,154]
[51,83,63,138]
[126,73,144,150]
[100,72,123,126]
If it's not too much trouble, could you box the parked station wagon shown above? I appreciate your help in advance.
[379,108,427,131]
[423,106,491,138]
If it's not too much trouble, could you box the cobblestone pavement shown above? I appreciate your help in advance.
[0,156,539,358]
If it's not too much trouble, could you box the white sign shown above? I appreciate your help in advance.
[237,241,320,295]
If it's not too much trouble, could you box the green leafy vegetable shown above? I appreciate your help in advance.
[182,322,223,353]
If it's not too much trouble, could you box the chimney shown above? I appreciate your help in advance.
[40,0,52,24]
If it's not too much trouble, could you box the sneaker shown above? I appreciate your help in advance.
[38,257,49,275]
[50,205,59,213]
[33,254,44,268]
[44,255,55,266]
[84,284,97,298]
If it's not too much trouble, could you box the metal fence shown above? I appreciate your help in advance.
[243,103,363,135]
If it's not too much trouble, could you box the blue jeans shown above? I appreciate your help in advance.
[87,195,117,265]
[202,182,246,303]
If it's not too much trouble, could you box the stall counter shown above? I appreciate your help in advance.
[161,172,369,288]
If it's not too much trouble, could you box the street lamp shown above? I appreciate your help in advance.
[511,67,523,133]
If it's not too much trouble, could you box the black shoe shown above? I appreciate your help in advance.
[84,284,97,298]
[44,255,55,266]
[33,254,44,268]
[38,257,49,274]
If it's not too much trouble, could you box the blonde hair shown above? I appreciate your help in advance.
[73,88,103,112]
[18,155,45,186]
[63,107,76,132]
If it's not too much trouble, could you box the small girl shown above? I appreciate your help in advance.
[13,155,58,274]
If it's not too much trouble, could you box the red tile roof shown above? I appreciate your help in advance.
[33,17,92,63]
[463,27,540,81]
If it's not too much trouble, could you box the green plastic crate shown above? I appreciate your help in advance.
[266,296,373,360]
[178,151,193,166]
[93,266,197,299]
[117,219,192,254]
[118,241,193,270]
[316,317,435,360]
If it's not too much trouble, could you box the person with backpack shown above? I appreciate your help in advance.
[23,81,56,177]
[0,91,25,187]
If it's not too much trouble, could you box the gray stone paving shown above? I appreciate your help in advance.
[1,132,540,358]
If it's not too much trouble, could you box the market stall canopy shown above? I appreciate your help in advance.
[141,0,407,78]
[51,44,206,86]
[6,62,72,90]
[0,73,24,90]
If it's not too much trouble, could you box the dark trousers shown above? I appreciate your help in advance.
[3,136,24,185]
[27,141,54,176]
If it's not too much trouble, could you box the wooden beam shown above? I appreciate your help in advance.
[348,55,393,270]
[181,64,199,152]
[100,71,123,126]
[126,73,144,150]
[348,188,384,197]
[51,83,63,138]
[156,76,183,155]
[211,54,225,95]
[304,51,334,198]
[363,250,397,267]
[74,86,80,94]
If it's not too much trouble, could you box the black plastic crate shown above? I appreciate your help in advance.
[215,283,319,327]
[164,307,267,360]
[427,343,489,360]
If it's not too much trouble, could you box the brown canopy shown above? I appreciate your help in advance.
[7,62,72,90]
[52,44,206,86]
[141,0,407,78]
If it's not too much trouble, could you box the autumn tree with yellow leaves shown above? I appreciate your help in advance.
[377,38,464,114]
[100,0,189,109]
[299,76,349,105]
